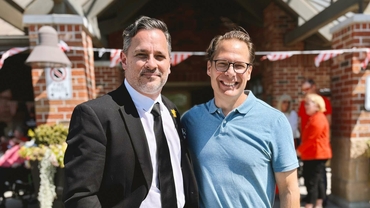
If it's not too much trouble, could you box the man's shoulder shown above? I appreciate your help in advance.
[253,97,283,115]
[248,98,292,128]
[181,102,210,121]
[73,90,123,114]
[79,94,113,106]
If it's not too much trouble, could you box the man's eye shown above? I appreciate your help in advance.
[156,55,166,60]
[217,62,228,67]
[136,54,147,58]
[234,64,245,69]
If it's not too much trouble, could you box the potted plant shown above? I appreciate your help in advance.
[18,124,68,208]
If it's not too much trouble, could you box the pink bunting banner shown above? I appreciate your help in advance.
[361,48,370,70]
[260,52,293,61]
[314,51,342,67]
[110,49,122,68]
[0,47,28,69]
[1,46,369,69]
[171,52,192,66]
[58,40,70,52]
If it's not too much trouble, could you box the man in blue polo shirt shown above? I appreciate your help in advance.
[181,29,300,208]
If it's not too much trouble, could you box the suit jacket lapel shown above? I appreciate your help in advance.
[110,84,153,191]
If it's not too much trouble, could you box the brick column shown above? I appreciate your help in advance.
[330,14,370,206]
[261,2,305,107]
[23,14,96,126]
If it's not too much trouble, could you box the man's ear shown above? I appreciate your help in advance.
[207,61,212,76]
[247,66,253,80]
[120,51,127,70]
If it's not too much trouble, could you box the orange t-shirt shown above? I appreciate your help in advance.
[297,112,332,160]
[298,95,332,134]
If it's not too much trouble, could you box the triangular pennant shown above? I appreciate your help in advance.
[58,40,70,52]
[314,51,342,67]
[98,48,106,58]
[110,49,122,68]
[0,47,28,69]
[361,48,370,70]
[261,52,293,61]
[171,52,192,66]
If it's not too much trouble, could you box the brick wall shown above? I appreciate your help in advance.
[94,62,124,97]
[330,16,370,204]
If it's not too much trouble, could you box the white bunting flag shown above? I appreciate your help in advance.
[98,48,106,58]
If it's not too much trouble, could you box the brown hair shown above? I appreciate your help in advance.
[206,28,255,63]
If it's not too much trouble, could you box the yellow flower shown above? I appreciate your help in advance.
[19,124,68,168]
[28,129,35,138]
[171,109,177,118]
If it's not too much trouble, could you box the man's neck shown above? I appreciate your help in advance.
[214,93,248,116]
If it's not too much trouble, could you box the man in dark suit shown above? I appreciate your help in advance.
[63,16,198,208]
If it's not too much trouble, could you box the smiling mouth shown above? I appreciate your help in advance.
[141,67,161,75]
[141,72,161,78]
[221,81,237,87]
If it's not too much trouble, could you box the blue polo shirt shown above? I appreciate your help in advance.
[181,91,298,208]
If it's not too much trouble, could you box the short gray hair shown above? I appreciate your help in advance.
[122,16,171,54]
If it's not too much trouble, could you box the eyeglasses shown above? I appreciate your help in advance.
[213,59,252,74]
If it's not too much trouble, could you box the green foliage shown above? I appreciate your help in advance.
[32,124,68,145]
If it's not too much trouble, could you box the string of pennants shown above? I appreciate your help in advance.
[1,40,370,70]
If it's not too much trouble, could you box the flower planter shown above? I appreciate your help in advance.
[18,124,68,208]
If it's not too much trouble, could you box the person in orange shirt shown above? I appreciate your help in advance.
[298,79,332,207]
[298,79,332,134]
[297,93,332,208]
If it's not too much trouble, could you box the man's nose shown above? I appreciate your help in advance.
[145,56,157,69]
[225,63,236,75]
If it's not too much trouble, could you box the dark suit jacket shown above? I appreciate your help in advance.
[63,83,198,208]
